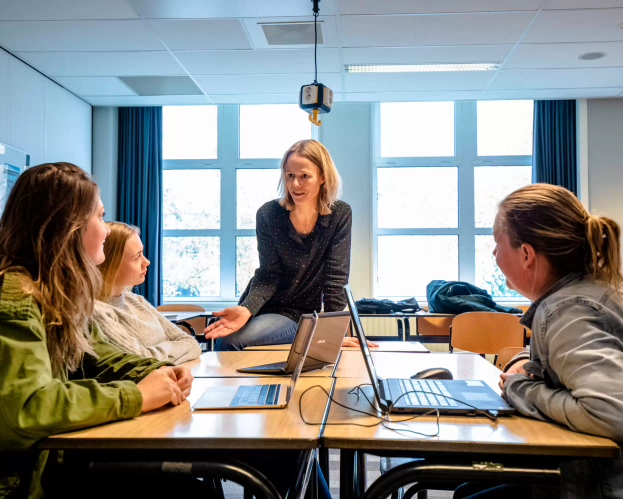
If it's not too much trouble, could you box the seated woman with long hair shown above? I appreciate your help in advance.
[0,163,195,498]
[94,221,201,365]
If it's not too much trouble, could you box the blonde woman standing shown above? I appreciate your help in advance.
[94,222,201,365]
[205,139,352,351]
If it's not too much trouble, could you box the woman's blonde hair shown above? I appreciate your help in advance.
[0,163,101,375]
[498,183,622,290]
[98,221,141,301]
[278,139,342,215]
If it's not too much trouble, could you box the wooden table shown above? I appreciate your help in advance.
[245,341,430,354]
[333,351,496,380]
[184,351,336,378]
[321,353,619,498]
[41,376,335,498]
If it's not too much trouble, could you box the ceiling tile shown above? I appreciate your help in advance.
[126,0,336,19]
[482,88,623,99]
[0,0,138,20]
[343,45,512,65]
[489,68,623,89]
[546,0,623,9]
[16,51,184,76]
[0,20,163,51]
[345,71,494,92]
[340,0,541,15]
[53,76,136,96]
[345,90,482,102]
[524,9,623,43]
[176,48,340,74]
[194,73,343,95]
[148,19,251,51]
[341,13,534,47]
[506,42,623,69]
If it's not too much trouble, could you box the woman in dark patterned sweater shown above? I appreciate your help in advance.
[205,139,352,351]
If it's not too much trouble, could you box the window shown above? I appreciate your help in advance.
[375,100,533,299]
[162,104,312,301]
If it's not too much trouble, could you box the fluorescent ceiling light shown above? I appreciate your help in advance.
[345,63,499,73]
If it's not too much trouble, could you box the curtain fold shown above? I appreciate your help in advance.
[533,100,577,194]
[117,107,163,306]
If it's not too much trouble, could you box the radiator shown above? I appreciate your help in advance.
[359,317,401,339]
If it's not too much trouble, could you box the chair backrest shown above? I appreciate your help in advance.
[450,312,525,355]
[157,304,207,337]
[496,347,527,371]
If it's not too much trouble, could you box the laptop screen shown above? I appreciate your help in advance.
[285,312,318,402]
[343,286,386,410]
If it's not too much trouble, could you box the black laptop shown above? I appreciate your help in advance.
[237,311,350,374]
[344,286,514,416]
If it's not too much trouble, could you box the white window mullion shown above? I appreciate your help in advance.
[456,101,477,285]
[219,105,238,300]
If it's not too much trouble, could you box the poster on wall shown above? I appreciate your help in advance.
[0,143,31,217]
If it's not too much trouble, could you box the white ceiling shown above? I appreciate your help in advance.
[0,0,622,106]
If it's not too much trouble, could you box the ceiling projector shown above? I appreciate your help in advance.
[300,82,333,126]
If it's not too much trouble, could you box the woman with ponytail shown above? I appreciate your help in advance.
[490,183,623,497]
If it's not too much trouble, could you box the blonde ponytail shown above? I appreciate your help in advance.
[586,215,622,290]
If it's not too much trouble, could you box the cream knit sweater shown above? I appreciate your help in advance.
[93,292,202,365]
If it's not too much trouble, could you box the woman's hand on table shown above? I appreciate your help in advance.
[342,337,379,348]
[137,367,186,413]
[498,359,529,391]
[203,306,252,340]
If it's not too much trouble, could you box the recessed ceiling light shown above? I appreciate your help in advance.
[345,63,499,73]
[579,52,606,61]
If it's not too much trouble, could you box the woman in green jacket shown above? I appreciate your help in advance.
[0,163,194,498]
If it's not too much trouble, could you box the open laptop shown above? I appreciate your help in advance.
[344,286,514,416]
[193,312,318,410]
[236,311,350,374]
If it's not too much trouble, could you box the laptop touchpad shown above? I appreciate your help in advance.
[460,392,493,402]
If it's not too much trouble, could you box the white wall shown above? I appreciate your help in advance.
[0,48,92,171]
[92,107,119,220]
[586,99,623,227]
[320,103,373,300]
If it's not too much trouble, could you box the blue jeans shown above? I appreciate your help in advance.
[214,313,298,351]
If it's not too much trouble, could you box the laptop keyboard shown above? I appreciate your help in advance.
[229,384,281,407]
[395,379,458,407]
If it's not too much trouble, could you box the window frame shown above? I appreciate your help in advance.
[372,101,533,300]
[163,104,317,303]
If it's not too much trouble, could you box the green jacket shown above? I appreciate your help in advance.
[0,273,169,498]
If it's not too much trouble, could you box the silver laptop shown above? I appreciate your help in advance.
[193,312,318,410]
[344,286,514,417]
[236,311,350,374]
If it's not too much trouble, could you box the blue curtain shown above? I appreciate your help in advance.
[533,100,577,195]
[117,107,163,306]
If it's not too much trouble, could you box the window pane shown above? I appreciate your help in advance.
[474,166,532,228]
[475,235,521,298]
[477,100,533,156]
[378,167,458,228]
[240,105,312,159]
[163,106,218,160]
[377,236,458,297]
[237,169,281,229]
[236,236,259,296]
[380,102,454,157]
[163,237,220,297]
[163,169,220,229]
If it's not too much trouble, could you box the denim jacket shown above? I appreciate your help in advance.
[505,273,623,498]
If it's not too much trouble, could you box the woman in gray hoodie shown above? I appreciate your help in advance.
[467,183,623,498]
